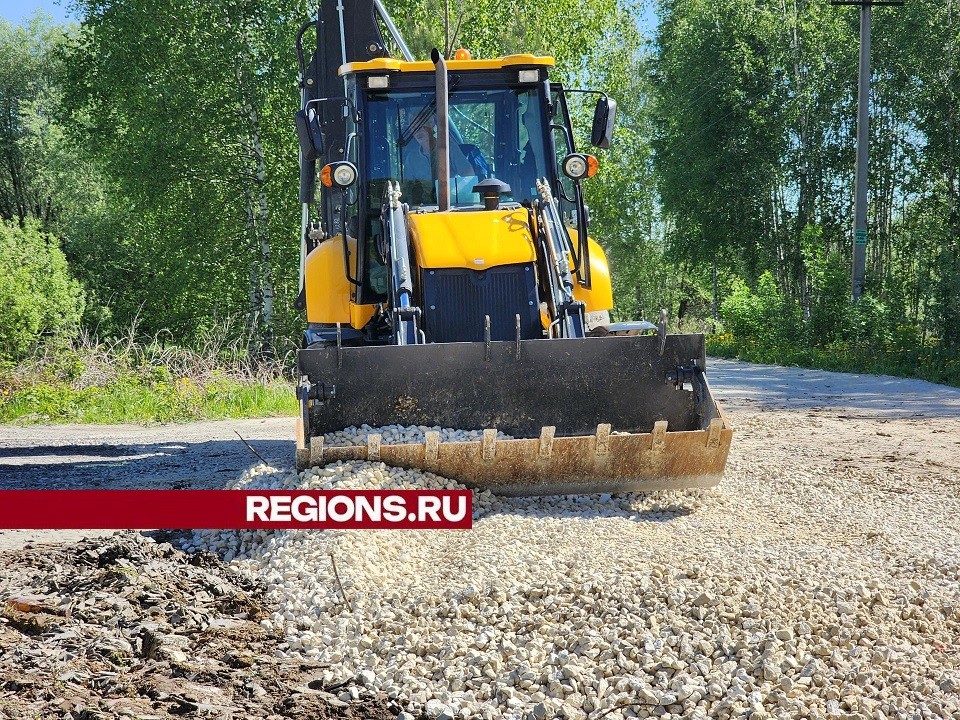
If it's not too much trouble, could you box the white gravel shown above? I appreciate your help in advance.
[185,420,960,720]
[323,424,514,447]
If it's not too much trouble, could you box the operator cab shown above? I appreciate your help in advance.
[338,55,575,302]
[363,80,548,208]
[295,44,615,346]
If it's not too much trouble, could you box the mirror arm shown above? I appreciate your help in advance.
[549,122,578,204]
[560,88,609,100]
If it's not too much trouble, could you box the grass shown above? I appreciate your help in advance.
[0,326,298,425]
[0,377,296,424]
[707,332,960,388]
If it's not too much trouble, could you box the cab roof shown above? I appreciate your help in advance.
[339,54,555,76]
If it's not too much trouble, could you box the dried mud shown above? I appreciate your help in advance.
[0,532,398,720]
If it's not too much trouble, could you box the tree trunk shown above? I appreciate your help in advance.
[236,60,274,360]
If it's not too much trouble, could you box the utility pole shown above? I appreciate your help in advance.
[831,0,902,303]
[712,261,718,333]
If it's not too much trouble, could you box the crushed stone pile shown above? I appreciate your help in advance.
[185,422,960,720]
[323,424,514,447]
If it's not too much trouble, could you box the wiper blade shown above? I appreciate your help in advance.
[397,79,461,147]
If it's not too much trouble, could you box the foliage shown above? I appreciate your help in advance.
[1,16,66,227]
[0,220,84,361]
[61,0,315,349]
[388,0,625,69]
[711,266,960,387]
[653,0,960,381]
[801,226,850,347]
[651,0,789,277]
[719,272,802,349]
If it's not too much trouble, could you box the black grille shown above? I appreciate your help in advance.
[420,263,540,343]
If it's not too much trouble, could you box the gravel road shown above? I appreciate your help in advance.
[2,359,959,719]
[1,358,959,552]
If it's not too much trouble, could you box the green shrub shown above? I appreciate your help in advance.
[847,294,893,349]
[803,235,850,346]
[0,220,84,361]
[709,228,958,388]
[719,272,802,349]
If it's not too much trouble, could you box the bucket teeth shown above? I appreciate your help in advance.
[310,436,324,466]
[425,430,440,469]
[595,423,611,456]
[367,433,381,461]
[538,426,556,459]
[707,418,723,448]
[651,420,668,455]
[298,419,732,496]
[481,429,497,461]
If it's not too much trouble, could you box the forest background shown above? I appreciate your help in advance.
[1,0,958,422]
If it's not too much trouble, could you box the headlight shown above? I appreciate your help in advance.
[562,153,588,180]
[333,162,357,187]
[561,153,599,181]
[321,161,359,189]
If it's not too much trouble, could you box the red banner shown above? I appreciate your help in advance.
[0,490,473,530]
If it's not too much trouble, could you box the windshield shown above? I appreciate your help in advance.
[364,86,549,208]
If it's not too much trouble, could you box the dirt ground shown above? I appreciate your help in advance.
[1,359,959,719]
[0,532,399,720]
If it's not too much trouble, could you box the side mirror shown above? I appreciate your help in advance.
[295,107,324,161]
[590,96,617,149]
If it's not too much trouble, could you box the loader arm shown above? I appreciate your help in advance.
[380,182,422,345]
[534,179,586,339]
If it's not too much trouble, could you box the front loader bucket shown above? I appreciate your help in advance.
[296,334,732,495]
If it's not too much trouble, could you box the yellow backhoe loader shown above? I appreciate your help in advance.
[292,0,732,495]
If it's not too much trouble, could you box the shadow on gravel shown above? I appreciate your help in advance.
[0,438,294,489]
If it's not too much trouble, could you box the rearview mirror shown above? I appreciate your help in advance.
[590,96,617,149]
[295,107,324,161]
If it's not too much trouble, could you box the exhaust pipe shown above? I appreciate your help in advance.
[431,48,450,212]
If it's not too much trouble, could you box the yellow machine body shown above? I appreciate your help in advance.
[304,213,616,330]
[339,54,556,76]
[407,209,536,270]
[571,235,614,313]
[303,237,375,329]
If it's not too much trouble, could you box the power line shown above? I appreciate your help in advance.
[670,87,771,147]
